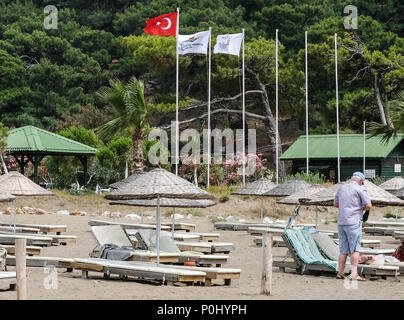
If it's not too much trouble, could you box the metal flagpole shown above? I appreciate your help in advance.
[175,7,180,176]
[363,121,366,173]
[207,27,211,188]
[335,33,341,183]
[242,28,246,185]
[275,29,279,184]
[305,31,309,176]
[156,195,161,266]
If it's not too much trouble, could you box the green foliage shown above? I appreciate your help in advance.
[58,126,103,148]
[96,137,132,169]
[0,123,9,152]
[281,172,326,184]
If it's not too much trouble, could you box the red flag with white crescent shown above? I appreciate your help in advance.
[144,12,178,36]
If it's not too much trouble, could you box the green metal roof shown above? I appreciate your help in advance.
[6,126,97,156]
[281,134,404,160]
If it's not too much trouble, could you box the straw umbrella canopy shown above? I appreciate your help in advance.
[395,187,404,200]
[105,168,214,200]
[0,171,54,196]
[263,179,312,197]
[110,198,216,208]
[379,176,404,193]
[277,184,326,205]
[108,172,144,190]
[232,178,276,221]
[105,168,215,265]
[232,178,276,196]
[307,180,404,206]
[0,189,16,202]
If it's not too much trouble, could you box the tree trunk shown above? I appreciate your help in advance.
[246,67,286,178]
[131,128,145,173]
[373,72,388,126]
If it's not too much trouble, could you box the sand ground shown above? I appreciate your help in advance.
[0,192,403,300]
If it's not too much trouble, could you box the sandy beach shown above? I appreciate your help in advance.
[0,192,403,300]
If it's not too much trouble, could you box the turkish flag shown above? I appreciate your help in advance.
[144,12,178,36]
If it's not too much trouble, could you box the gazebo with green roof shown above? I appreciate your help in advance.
[281,134,404,182]
[5,126,97,184]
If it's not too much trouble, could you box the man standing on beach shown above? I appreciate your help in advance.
[333,172,372,281]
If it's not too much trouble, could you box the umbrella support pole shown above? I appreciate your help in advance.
[395,206,398,220]
[315,206,319,229]
[156,196,161,267]
[260,199,264,222]
[172,210,175,239]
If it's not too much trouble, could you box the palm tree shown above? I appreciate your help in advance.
[96,77,149,173]
[368,91,404,143]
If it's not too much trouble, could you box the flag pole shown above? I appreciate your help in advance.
[242,28,246,185]
[175,7,180,176]
[335,33,340,183]
[363,121,366,173]
[207,27,211,188]
[275,29,279,184]
[305,31,309,176]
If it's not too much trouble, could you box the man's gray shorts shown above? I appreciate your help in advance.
[338,222,362,254]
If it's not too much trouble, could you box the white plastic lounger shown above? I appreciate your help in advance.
[88,220,171,231]
[6,255,74,270]
[73,258,205,284]
[90,226,179,263]
[0,233,52,246]
[0,271,16,291]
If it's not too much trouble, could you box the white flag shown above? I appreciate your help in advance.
[214,33,243,56]
[178,30,210,55]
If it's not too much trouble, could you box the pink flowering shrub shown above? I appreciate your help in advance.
[179,153,272,186]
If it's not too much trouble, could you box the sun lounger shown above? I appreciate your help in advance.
[0,222,66,234]
[166,265,241,286]
[90,226,179,263]
[0,233,52,247]
[333,239,382,250]
[133,229,229,266]
[253,236,285,247]
[363,226,404,236]
[0,226,40,234]
[394,231,404,241]
[88,219,171,231]
[313,232,403,275]
[0,271,16,291]
[0,231,76,246]
[1,245,41,256]
[6,255,74,271]
[72,258,205,284]
[158,222,196,232]
[215,221,315,231]
[364,220,404,228]
[277,228,400,279]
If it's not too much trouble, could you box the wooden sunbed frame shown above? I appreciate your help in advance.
[175,241,235,254]
[1,244,41,256]
[0,233,52,247]
[72,258,205,285]
[0,222,66,235]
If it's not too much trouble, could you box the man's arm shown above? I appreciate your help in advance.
[359,188,372,210]
[333,202,339,208]
[363,202,372,210]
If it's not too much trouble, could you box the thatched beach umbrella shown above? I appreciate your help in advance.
[108,172,144,190]
[0,171,53,233]
[232,178,276,196]
[379,176,404,193]
[232,178,277,221]
[105,168,215,265]
[395,187,404,200]
[263,179,311,197]
[110,198,216,208]
[0,171,54,196]
[0,189,16,203]
[277,184,326,205]
[307,181,404,207]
